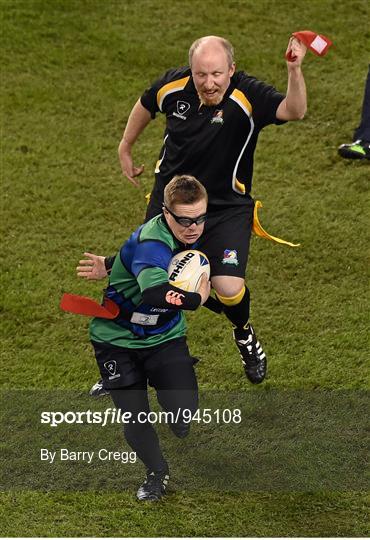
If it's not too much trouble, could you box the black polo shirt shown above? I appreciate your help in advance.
[141,66,285,208]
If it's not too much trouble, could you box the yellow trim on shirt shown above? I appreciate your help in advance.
[234,178,246,194]
[230,89,252,116]
[156,76,190,111]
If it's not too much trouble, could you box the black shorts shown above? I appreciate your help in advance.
[197,203,254,278]
[146,199,254,278]
[91,337,197,390]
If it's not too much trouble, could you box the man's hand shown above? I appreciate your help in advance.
[285,36,307,68]
[118,100,152,187]
[76,252,108,280]
[118,139,145,187]
[197,273,211,305]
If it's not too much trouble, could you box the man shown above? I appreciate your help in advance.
[86,175,210,501]
[82,35,307,395]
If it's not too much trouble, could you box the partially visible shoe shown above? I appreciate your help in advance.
[136,469,170,502]
[169,419,190,438]
[338,139,370,160]
[89,379,110,397]
[233,323,267,384]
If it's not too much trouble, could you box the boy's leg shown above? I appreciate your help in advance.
[145,338,199,438]
[110,383,170,502]
[92,340,170,498]
[109,383,169,474]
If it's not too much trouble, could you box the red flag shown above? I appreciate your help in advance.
[60,293,119,319]
[286,30,333,61]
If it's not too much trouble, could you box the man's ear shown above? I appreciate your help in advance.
[229,62,236,77]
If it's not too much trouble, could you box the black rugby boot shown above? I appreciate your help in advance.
[233,323,267,384]
[136,469,170,502]
[89,379,110,398]
[338,139,370,160]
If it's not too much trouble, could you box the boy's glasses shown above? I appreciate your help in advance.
[163,205,207,227]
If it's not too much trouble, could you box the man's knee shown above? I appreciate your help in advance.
[211,276,245,300]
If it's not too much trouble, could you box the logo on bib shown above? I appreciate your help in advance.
[222,249,239,265]
[211,109,224,124]
[173,100,190,120]
[104,360,117,376]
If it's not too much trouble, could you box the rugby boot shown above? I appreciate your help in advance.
[169,419,190,438]
[136,469,170,502]
[338,139,370,160]
[233,323,267,384]
[89,379,110,397]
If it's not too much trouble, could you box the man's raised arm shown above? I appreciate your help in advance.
[276,37,307,121]
[118,99,152,186]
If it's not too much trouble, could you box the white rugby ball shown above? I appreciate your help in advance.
[168,250,210,292]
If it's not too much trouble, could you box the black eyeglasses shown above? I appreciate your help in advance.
[163,205,207,227]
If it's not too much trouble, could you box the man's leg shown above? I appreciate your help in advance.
[353,65,370,143]
[212,276,267,384]
[198,204,267,383]
[338,65,370,160]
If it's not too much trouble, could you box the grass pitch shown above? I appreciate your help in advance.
[1,0,369,536]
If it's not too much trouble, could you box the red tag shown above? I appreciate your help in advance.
[286,30,333,61]
[60,293,119,319]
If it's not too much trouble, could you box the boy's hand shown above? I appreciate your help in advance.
[76,252,108,280]
[197,273,211,305]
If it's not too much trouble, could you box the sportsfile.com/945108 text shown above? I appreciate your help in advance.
[40,408,242,427]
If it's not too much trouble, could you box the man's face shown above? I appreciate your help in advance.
[164,199,207,245]
[191,46,235,106]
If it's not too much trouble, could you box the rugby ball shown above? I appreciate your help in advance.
[168,250,210,292]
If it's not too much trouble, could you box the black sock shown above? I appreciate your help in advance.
[218,286,250,331]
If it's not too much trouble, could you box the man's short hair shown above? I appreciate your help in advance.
[164,175,208,209]
[189,36,235,68]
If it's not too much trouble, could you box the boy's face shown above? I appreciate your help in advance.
[164,199,207,245]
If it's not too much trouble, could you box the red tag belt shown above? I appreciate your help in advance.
[60,293,119,319]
